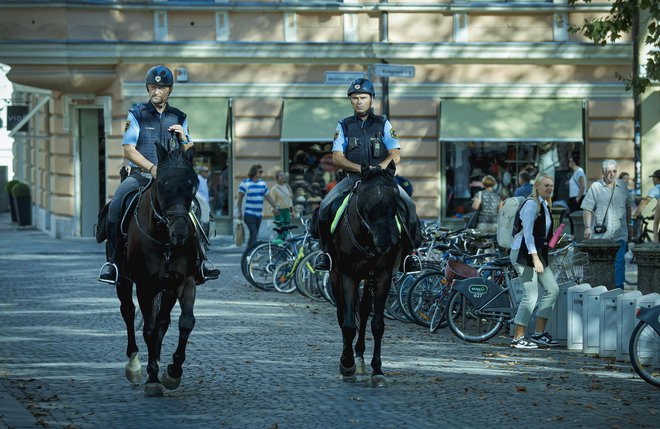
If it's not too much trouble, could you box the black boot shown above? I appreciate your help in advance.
[99,221,119,285]
[313,252,332,272]
[201,260,221,280]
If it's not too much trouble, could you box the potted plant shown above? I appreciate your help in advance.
[5,179,20,223]
[11,182,32,227]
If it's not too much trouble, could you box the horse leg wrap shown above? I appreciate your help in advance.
[124,352,142,385]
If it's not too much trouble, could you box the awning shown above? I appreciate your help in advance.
[169,97,229,141]
[440,99,583,142]
[281,98,355,142]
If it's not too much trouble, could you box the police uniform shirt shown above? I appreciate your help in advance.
[331,119,400,153]
[123,108,192,168]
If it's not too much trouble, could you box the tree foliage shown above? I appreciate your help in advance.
[569,0,659,95]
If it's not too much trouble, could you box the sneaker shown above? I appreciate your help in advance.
[510,336,538,349]
[530,331,560,347]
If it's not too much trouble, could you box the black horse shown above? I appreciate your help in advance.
[115,144,200,397]
[330,161,403,388]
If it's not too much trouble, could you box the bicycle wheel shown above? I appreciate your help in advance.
[446,290,503,343]
[407,271,449,328]
[629,320,660,387]
[385,274,411,323]
[295,250,325,301]
[398,271,427,322]
[273,260,297,293]
[241,240,266,281]
[246,243,292,291]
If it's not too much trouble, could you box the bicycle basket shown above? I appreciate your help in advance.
[445,259,479,284]
[569,252,589,281]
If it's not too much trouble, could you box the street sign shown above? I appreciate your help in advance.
[7,105,29,132]
[324,71,366,85]
[373,64,415,78]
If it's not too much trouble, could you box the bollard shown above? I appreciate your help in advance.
[578,239,621,290]
[631,242,660,295]
[569,210,585,242]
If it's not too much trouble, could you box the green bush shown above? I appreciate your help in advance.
[11,182,30,198]
[5,179,20,194]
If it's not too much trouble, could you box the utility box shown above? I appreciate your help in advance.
[566,284,592,351]
[598,289,626,358]
[582,286,608,354]
[616,291,643,362]
[547,281,576,346]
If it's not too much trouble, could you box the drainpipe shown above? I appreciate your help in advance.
[632,5,641,196]
[380,0,389,118]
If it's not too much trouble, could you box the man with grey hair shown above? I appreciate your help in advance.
[581,159,633,289]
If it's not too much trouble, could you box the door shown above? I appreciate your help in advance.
[78,109,105,236]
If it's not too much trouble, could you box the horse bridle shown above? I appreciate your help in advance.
[134,172,195,251]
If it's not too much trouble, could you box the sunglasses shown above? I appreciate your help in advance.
[258,170,264,174]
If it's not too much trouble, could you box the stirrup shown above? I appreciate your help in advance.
[403,253,422,275]
[313,252,333,273]
[98,262,119,285]
[200,260,220,281]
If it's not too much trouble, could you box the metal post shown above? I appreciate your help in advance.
[632,4,641,196]
[380,0,389,118]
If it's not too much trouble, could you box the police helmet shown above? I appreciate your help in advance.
[347,78,375,98]
[145,65,174,87]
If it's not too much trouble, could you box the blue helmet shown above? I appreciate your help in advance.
[145,65,174,87]
[347,78,375,98]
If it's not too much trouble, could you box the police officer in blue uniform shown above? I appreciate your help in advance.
[99,65,220,284]
[313,78,421,272]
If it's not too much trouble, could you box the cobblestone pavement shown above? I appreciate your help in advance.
[0,214,658,429]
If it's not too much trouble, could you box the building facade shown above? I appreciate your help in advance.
[0,0,658,237]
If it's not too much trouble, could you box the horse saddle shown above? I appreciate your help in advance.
[119,179,154,238]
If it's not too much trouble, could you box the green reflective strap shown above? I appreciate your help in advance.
[395,214,402,233]
[330,193,353,234]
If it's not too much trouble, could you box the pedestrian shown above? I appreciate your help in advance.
[471,174,500,233]
[568,154,586,212]
[98,65,220,284]
[236,164,280,246]
[513,170,533,198]
[270,170,295,244]
[581,159,633,289]
[310,77,421,273]
[510,174,560,349]
[632,169,660,242]
[196,165,210,205]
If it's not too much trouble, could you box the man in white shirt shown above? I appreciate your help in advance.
[581,159,633,289]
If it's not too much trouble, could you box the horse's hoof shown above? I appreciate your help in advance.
[160,366,181,391]
[125,352,142,385]
[371,374,387,388]
[144,382,164,397]
[355,357,367,375]
[340,363,356,381]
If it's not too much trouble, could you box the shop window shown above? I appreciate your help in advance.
[443,141,583,219]
[286,142,335,217]
[192,141,231,218]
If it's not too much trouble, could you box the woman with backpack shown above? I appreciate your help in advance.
[509,173,560,349]
[471,175,501,233]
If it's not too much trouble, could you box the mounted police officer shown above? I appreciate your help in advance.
[98,65,220,284]
[312,78,422,273]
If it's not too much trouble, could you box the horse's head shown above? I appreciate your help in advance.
[155,144,198,246]
[356,160,400,255]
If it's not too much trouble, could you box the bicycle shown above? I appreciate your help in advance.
[242,221,304,290]
[272,219,319,294]
[548,238,589,284]
[629,304,660,387]
[625,215,654,286]
[445,258,520,342]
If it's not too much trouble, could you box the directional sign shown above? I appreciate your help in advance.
[324,71,366,85]
[373,64,415,78]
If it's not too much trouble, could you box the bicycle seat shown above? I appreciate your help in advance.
[433,243,452,252]
[272,225,298,233]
